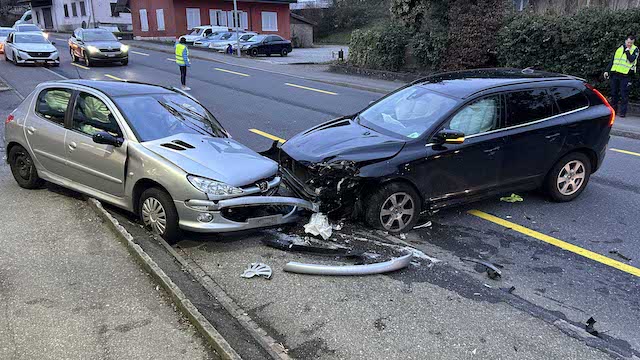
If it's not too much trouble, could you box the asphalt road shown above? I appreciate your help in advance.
[1,38,640,357]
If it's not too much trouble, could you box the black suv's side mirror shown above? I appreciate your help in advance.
[434,129,465,145]
[93,131,123,147]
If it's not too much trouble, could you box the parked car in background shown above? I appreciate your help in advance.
[4,32,59,66]
[14,23,48,39]
[13,10,32,27]
[275,69,613,233]
[240,35,292,57]
[69,28,129,66]
[4,80,317,243]
[0,27,13,53]
[193,31,227,47]
[210,32,257,51]
[180,25,229,44]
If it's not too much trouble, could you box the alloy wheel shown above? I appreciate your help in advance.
[141,197,167,235]
[379,192,415,232]
[557,160,586,196]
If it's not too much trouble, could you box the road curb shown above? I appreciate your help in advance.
[129,43,391,94]
[611,129,640,140]
[87,198,242,360]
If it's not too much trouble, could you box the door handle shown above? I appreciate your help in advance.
[483,146,501,154]
[68,141,77,151]
[545,133,561,140]
[26,126,36,134]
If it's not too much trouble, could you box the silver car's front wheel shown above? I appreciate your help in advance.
[139,187,181,244]
[142,197,167,235]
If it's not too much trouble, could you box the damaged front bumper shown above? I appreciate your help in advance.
[176,196,319,233]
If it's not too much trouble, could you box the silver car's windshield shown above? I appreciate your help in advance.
[115,93,228,142]
[15,34,48,44]
[83,31,117,41]
[358,86,458,139]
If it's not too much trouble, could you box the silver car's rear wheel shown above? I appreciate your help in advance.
[142,197,167,235]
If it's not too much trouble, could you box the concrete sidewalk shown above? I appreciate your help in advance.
[0,91,215,359]
[612,115,640,139]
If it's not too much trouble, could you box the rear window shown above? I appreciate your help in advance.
[550,87,589,113]
[505,89,554,127]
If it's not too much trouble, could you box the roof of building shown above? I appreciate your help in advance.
[290,13,317,26]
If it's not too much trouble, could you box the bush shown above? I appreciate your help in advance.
[349,24,410,71]
[498,8,640,99]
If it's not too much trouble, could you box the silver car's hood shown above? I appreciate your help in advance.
[142,133,278,187]
[14,43,56,52]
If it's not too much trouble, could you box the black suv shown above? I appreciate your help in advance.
[68,28,129,66]
[277,69,614,233]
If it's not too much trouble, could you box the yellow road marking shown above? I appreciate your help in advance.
[285,83,337,96]
[105,74,125,81]
[610,148,640,157]
[131,50,149,56]
[72,63,90,70]
[468,210,640,278]
[249,129,286,143]
[214,67,250,77]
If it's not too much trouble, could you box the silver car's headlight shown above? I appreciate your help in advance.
[187,175,244,196]
[18,50,29,58]
[87,45,99,53]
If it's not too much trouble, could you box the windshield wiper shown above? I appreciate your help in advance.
[157,100,210,136]
[167,101,225,137]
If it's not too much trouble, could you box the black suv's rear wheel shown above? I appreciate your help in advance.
[139,188,181,244]
[365,182,421,233]
[545,152,591,202]
[8,145,44,189]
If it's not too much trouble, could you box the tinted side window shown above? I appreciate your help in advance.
[550,87,589,113]
[72,93,121,137]
[35,88,72,125]
[445,95,503,136]
[505,89,554,127]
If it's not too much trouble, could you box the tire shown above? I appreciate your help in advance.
[69,48,76,62]
[83,52,91,67]
[8,145,44,189]
[250,48,258,57]
[281,48,289,57]
[365,182,421,234]
[139,187,181,244]
[544,152,591,202]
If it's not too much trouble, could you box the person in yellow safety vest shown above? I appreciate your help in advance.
[604,35,638,117]
[175,37,191,91]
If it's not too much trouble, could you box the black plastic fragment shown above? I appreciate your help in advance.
[262,237,364,259]
[585,317,599,337]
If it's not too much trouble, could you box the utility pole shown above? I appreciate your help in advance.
[233,0,241,57]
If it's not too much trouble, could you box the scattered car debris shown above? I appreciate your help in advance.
[261,237,364,259]
[304,213,333,240]
[240,263,273,280]
[399,233,407,240]
[500,193,524,203]
[461,258,503,280]
[283,253,413,276]
[609,249,631,262]
[585,317,599,337]
[507,286,516,294]
[414,221,432,229]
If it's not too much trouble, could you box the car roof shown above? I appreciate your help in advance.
[415,68,582,99]
[13,31,46,36]
[82,28,110,32]
[55,80,176,97]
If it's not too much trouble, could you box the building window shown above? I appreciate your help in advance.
[226,11,248,30]
[209,9,224,26]
[186,8,201,30]
[63,4,69,18]
[79,1,86,16]
[139,9,148,32]
[156,9,165,31]
[261,12,277,31]
[110,3,120,17]
[71,2,78,17]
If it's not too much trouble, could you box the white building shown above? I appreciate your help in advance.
[27,0,132,32]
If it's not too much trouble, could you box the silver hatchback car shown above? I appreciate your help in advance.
[4,80,316,243]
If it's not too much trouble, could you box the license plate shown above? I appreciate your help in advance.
[107,54,115,57]
[36,60,45,63]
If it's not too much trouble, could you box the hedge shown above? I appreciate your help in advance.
[349,25,409,71]
[498,8,640,99]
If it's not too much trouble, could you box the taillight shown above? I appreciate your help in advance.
[5,114,14,124]
[585,83,615,127]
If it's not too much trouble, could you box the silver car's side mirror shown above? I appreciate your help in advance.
[93,131,123,147]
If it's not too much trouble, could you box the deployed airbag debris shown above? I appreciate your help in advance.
[240,263,273,280]
[304,213,333,240]
[283,253,413,276]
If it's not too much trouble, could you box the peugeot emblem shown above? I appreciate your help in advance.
[257,181,269,193]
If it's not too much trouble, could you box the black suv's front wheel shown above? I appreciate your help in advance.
[365,182,421,233]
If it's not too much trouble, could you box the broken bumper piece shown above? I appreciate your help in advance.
[283,253,413,276]
[176,196,319,233]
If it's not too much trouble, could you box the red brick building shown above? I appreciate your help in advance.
[130,0,296,40]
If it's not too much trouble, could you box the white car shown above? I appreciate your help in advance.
[209,32,257,51]
[180,25,229,44]
[4,32,59,67]
[13,10,32,27]
[0,27,12,53]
